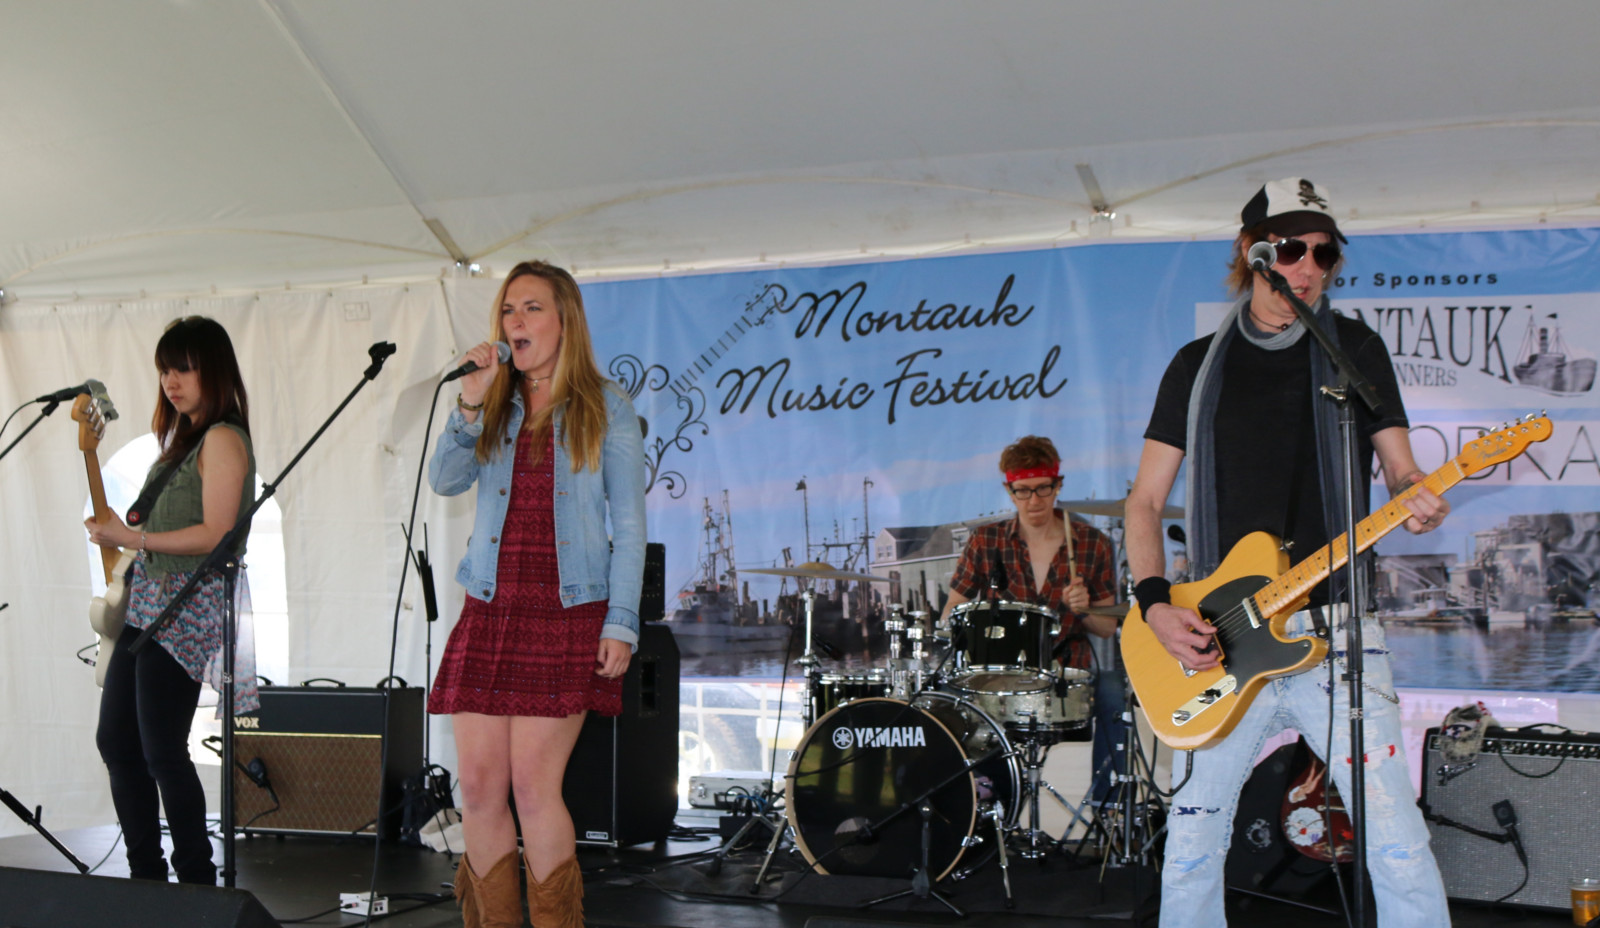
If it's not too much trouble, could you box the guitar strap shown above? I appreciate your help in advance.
[126,458,182,526]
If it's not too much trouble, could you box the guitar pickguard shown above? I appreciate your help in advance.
[1199,575,1318,685]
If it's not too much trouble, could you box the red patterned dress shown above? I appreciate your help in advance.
[429,426,622,717]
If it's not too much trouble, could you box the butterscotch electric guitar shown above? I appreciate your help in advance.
[1121,414,1552,750]
[71,392,134,686]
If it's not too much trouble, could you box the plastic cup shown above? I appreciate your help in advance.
[1573,878,1600,926]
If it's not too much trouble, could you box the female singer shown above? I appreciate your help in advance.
[87,316,257,886]
[428,261,646,928]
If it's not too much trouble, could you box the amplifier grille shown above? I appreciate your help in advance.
[1421,725,1600,911]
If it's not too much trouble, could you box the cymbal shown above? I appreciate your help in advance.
[1083,603,1131,617]
[1060,498,1184,520]
[744,562,890,583]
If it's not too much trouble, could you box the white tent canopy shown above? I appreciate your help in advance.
[4,1,1600,839]
[4,0,1600,302]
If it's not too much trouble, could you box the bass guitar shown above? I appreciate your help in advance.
[1121,414,1552,749]
[71,392,133,687]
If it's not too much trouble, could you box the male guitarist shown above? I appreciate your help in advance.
[1124,178,1451,928]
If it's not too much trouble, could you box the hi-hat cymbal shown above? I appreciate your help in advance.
[744,562,890,583]
[1060,497,1184,520]
[1083,603,1131,617]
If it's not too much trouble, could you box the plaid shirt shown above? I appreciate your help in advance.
[949,511,1117,670]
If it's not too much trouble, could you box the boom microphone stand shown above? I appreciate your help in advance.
[132,341,396,888]
[1253,258,1380,928]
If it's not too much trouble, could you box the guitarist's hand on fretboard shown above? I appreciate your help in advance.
[85,510,136,551]
[1394,470,1450,534]
[1145,602,1221,672]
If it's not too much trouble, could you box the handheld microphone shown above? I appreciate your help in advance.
[443,341,511,382]
[35,381,93,404]
[1247,241,1278,272]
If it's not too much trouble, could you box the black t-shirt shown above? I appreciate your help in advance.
[1145,313,1408,603]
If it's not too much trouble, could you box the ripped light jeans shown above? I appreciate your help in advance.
[1158,614,1449,928]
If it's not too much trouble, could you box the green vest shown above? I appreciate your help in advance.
[142,422,256,580]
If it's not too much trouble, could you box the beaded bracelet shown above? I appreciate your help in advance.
[456,393,485,412]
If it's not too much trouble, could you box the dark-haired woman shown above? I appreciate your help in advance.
[428,261,645,928]
[86,316,257,886]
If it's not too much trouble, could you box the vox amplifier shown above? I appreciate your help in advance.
[231,685,424,839]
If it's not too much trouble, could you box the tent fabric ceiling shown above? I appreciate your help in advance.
[4,0,1600,301]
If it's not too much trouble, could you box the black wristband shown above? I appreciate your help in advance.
[1134,577,1172,615]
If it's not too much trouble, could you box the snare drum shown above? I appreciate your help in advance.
[947,600,1060,676]
[950,668,1094,739]
[809,671,890,720]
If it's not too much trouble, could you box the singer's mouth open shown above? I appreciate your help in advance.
[512,338,531,351]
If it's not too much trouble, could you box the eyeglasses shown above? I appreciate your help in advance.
[1007,481,1061,500]
[1273,237,1341,271]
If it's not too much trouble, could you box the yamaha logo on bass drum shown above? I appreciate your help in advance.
[830,724,928,749]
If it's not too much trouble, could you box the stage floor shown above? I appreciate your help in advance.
[0,819,1574,927]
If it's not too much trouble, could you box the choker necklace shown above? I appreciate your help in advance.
[1250,309,1292,332]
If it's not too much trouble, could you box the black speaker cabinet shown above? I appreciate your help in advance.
[1421,724,1600,910]
[562,623,679,847]
[230,685,424,839]
[0,866,280,927]
[640,542,666,622]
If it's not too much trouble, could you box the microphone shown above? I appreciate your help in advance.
[1167,524,1187,545]
[443,341,511,382]
[1247,241,1278,272]
[35,382,92,404]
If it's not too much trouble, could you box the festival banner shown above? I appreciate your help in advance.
[581,227,1600,694]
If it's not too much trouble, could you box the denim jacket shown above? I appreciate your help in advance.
[428,382,647,646]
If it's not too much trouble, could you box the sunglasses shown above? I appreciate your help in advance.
[1273,237,1341,271]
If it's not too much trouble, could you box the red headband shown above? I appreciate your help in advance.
[1005,465,1059,483]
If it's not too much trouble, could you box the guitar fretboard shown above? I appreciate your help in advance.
[1251,461,1466,618]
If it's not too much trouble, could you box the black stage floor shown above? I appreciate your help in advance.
[0,820,1572,927]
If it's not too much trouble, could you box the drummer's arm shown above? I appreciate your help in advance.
[1083,598,1117,638]
[940,588,970,625]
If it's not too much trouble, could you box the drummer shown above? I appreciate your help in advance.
[943,435,1117,665]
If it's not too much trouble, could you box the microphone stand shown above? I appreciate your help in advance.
[131,341,396,888]
[1254,264,1380,928]
[0,398,64,463]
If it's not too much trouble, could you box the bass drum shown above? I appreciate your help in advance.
[786,698,1011,880]
[909,690,1021,825]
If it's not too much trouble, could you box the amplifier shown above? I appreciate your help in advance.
[231,685,424,839]
[1421,724,1600,910]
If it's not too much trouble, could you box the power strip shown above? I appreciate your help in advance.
[339,892,389,916]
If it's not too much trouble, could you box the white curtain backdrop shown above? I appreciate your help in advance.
[0,282,468,837]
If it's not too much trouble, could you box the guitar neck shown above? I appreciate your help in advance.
[1252,459,1467,617]
[82,448,121,582]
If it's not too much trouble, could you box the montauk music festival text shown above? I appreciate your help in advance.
[715,276,1066,425]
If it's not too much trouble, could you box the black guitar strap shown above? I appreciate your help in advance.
[126,458,181,526]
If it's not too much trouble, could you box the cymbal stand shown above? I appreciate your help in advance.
[746,588,820,892]
[1086,680,1167,870]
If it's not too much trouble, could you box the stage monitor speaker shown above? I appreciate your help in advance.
[640,542,666,622]
[562,623,679,847]
[0,866,280,927]
[1224,740,1340,899]
[231,685,424,839]
[1421,724,1600,911]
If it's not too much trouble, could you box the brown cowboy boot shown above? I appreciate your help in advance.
[455,851,525,928]
[526,855,583,928]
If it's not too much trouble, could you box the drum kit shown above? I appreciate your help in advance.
[740,559,1134,909]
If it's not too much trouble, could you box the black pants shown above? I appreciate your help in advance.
[96,623,214,884]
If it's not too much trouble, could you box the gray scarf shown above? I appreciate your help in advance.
[1184,293,1348,583]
